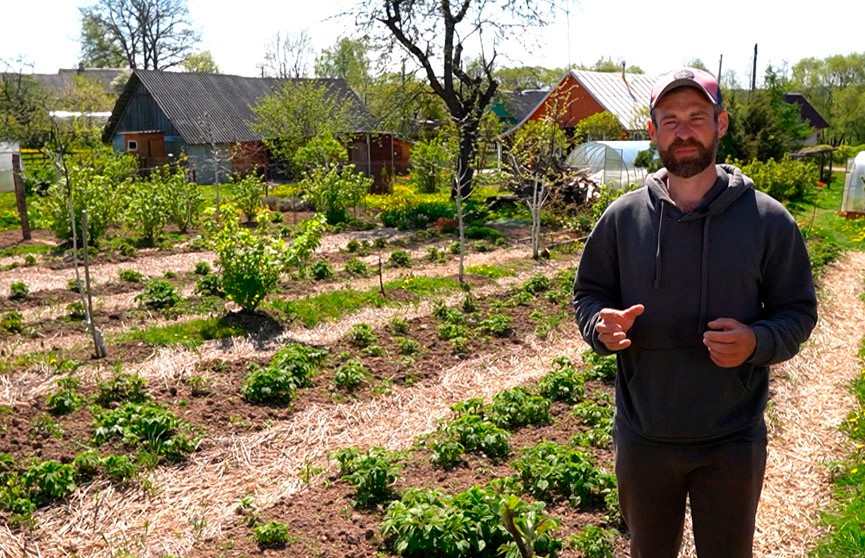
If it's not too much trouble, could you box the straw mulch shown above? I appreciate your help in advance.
[674,251,865,557]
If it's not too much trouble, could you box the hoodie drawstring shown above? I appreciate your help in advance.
[653,200,665,288]
[698,215,712,333]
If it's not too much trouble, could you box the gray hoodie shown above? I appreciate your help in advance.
[573,164,818,444]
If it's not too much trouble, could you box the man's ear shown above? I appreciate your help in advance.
[717,109,729,138]
[647,119,657,141]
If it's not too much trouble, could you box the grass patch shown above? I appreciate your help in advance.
[794,172,865,252]
[112,317,245,347]
[268,276,460,328]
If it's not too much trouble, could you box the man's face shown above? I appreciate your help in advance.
[648,87,728,178]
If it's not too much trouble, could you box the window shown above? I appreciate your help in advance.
[127,140,138,151]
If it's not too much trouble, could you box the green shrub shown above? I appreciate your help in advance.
[93,370,150,407]
[241,343,327,404]
[740,156,819,205]
[582,350,617,381]
[161,163,203,233]
[46,378,84,416]
[388,316,410,334]
[66,278,83,292]
[388,249,412,268]
[228,173,266,222]
[254,520,290,549]
[333,446,403,508]
[487,387,552,429]
[92,402,197,463]
[194,273,224,298]
[23,254,37,266]
[465,225,504,242]
[310,259,334,280]
[334,359,368,391]
[124,173,173,242]
[9,281,28,301]
[538,357,586,404]
[118,268,145,283]
[569,525,617,558]
[478,313,512,337]
[409,131,456,193]
[441,413,511,461]
[1,311,24,333]
[300,164,372,225]
[206,206,325,311]
[395,336,420,356]
[343,257,369,277]
[379,200,455,230]
[511,442,604,507]
[193,261,211,275]
[135,278,181,310]
[348,323,377,348]
[448,241,461,254]
[35,149,137,244]
[20,459,77,507]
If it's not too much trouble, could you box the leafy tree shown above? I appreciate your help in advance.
[258,30,313,78]
[494,66,566,90]
[78,0,200,70]
[181,51,220,73]
[365,71,448,140]
[790,53,865,145]
[410,125,458,193]
[581,57,644,74]
[315,37,372,104]
[251,80,356,177]
[509,116,571,259]
[721,67,810,162]
[358,0,560,198]
[0,66,52,147]
[573,112,626,143]
[299,164,372,224]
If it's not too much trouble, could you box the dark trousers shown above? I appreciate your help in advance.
[614,433,767,558]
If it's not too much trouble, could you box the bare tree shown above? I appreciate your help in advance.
[258,30,313,78]
[358,0,557,198]
[79,0,200,70]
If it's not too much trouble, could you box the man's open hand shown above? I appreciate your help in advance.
[595,304,645,351]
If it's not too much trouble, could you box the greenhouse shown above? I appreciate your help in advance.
[564,140,651,189]
[842,150,865,218]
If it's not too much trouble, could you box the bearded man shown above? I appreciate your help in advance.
[573,67,818,558]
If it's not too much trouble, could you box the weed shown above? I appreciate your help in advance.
[67,278,83,292]
[333,446,403,508]
[193,261,211,275]
[388,317,410,334]
[46,377,85,415]
[348,323,377,348]
[255,520,291,548]
[343,257,369,276]
[310,258,334,280]
[118,269,145,283]
[8,281,28,301]
[1,311,23,333]
[388,249,412,268]
[135,278,181,310]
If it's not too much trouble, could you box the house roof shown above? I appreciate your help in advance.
[23,67,127,95]
[568,70,656,131]
[492,89,550,124]
[783,93,829,129]
[102,70,380,144]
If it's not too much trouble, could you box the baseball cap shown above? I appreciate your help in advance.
[649,67,722,113]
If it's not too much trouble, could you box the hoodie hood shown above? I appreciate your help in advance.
[644,164,754,330]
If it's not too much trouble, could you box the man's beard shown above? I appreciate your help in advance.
[658,136,718,178]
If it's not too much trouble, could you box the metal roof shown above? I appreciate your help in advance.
[103,70,380,144]
[569,70,657,131]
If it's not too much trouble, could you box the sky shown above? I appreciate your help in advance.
[1,0,862,86]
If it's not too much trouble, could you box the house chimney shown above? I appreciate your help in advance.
[621,61,626,79]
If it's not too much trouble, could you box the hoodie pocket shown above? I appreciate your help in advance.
[627,347,750,440]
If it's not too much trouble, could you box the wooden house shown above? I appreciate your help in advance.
[102,70,409,192]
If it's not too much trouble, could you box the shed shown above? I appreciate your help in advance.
[564,140,651,188]
[841,151,865,218]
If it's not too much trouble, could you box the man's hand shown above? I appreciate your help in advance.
[595,304,645,351]
[703,318,757,368]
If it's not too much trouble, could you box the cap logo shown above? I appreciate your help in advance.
[674,70,695,80]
